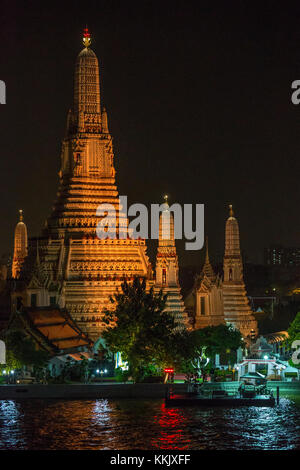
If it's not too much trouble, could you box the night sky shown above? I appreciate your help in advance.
[1,1,300,268]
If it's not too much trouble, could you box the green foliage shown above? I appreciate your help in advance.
[285,372,298,378]
[288,312,300,344]
[102,278,243,381]
[286,312,300,369]
[102,277,181,381]
[2,328,50,371]
[114,367,131,383]
[189,324,243,357]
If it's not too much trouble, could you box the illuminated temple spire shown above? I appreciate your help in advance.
[225,204,241,259]
[155,196,188,328]
[223,204,258,338]
[47,27,121,234]
[12,210,28,279]
[20,29,150,340]
[158,195,175,248]
[73,27,101,129]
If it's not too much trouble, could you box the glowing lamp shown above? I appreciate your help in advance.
[264,355,268,360]
[164,368,174,374]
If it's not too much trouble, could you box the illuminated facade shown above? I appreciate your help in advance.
[17,30,150,340]
[12,210,28,279]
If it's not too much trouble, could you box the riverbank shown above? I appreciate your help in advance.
[0,381,299,400]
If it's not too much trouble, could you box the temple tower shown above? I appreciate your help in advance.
[155,196,187,328]
[12,210,28,279]
[189,238,224,329]
[201,238,216,282]
[19,29,150,340]
[222,205,258,338]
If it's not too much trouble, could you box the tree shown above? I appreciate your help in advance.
[287,312,300,369]
[181,324,243,379]
[190,324,243,358]
[2,328,50,371]
[102,278,244,382]
[287,312,300,344]
[102,277,181,381]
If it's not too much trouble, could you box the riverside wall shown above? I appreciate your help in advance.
[0,381,299,399]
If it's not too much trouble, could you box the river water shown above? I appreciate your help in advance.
[0,398,299,450]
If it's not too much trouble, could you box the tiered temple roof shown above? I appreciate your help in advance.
[18,306,93,356]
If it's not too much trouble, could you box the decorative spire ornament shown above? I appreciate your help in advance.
[205,236,209,264]
[83,27,91,48]
[229,204,234,217]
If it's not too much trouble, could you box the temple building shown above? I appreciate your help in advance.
[154,197,188,328]
[185,238,224,329]
[12,210,28,279]
[14,29,151,340]
[185,205,258,340]
[9,29,257,344]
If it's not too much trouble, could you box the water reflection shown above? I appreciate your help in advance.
[0,401,27,449]
[151,404,191,449]
[0,398,298,450]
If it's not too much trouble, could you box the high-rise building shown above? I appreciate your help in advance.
[264,245,300,267]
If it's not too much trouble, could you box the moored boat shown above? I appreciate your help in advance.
[165,374,277,407]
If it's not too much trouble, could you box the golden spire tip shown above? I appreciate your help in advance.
[83,27,91,48]
[19,209,23,221]
[229,204,234,217]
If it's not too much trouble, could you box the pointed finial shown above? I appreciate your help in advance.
[163,195,169,210]
[19,209,23,222]
[83,27,91,48]
[36,239,40,266]
[229,204,234,217]
[205,236,209,263]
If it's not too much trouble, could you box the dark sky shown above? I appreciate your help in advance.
[1,0,300,268]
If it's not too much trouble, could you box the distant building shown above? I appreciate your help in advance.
[264,245,300,267]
